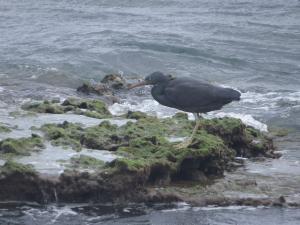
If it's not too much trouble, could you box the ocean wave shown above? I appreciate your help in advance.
[240,91,300,111]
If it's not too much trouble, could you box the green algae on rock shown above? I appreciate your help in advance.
[0,160,36,175]
[0,123,11,133]
[21,100,65,114]
[0,111,282,205]
[62,98,111,116]
[0,160,49,203]
[77,82,112,96]
[0,134,44,158]
[69,155,105,169]
[40,120,126,151]
[81,121,123,151]
[9,110,38,118]
[21,98,112,119]
[100,73,127,90]
[106,113,277,184]
[77,74,126,96]
[38,111,277,159]
[108,130,234,184]
[41,121,83,151]
[124,111,150,120]
[32,110,278,192]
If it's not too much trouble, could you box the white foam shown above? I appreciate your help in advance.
[48,206,78,224]
[192,205,259,211]
[161,202,191,212]
[109,99,179,118]
[109,100,268,131]
[0,113,134,140]
[0,159,5,166]
[17,143,118,175]
[241,91,300,109]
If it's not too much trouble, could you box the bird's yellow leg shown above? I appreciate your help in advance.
[174,116,201,149]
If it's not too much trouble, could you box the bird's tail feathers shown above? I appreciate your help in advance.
[225,88,241,101]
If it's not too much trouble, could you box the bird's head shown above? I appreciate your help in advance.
[128,72,174,89]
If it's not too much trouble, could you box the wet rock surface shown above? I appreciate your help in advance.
[0,123,11,133]
[0,134,44,158]
[76,74,128,103]
[22,98,112,119]
[0,99,284,206]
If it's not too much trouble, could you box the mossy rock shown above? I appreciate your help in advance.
[100,74,127,89]
[21,98,111,119]
[124,111,149,120]
[41,120,122,151]
[76,82,113,95]
[81,110,109,119]
[9,111,37,118]
[41,121,83,151]
[81,121,123,151]
[0,123,11,133]
[110,157,150,172]
[172,112,189,120]
[200,117,245,143]
[118,112,192,138]
[119,117,170,138]
[62,98,111,118]
[21,101,65,114]
[37,110,276,184]
[0,134,44,157]
[69,155,105,169]
[0,160,36,175]
[38,111,276,158]
[108,130,234,184]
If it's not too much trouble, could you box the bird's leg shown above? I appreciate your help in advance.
[175,113,201,149]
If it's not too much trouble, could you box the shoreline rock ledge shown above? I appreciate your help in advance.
[0,98,282,206]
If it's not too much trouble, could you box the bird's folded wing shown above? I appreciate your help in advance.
[164,81,230,110]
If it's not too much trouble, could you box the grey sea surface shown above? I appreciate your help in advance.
[0,0,300,224]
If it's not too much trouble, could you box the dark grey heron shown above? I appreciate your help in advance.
[128,72,241,148]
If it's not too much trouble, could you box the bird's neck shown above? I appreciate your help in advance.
[151,83,166,96]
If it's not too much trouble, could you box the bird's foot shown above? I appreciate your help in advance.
[174,138,193,149]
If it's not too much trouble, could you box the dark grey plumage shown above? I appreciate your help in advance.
[145,72,241,113]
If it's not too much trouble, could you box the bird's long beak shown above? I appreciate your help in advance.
[127,80,149,89]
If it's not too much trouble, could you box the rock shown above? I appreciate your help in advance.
[76,74,127,97]
[69,155,105,169]
[0,123,11,133]
[272,196,286,207]
[0,134,44,157]
[226,161,244,171]
[77,82,113,96]
[62,98,112,118]
[179,170,208,182]
[201,117,279,158]
[0,108,281,205]
[21,101,65,114]
[0,161,53,203]
[1,160,36,175]
[22,98,112,119]
[125,111,149,120]
[100,74,127,90]
[41,122,83,151]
